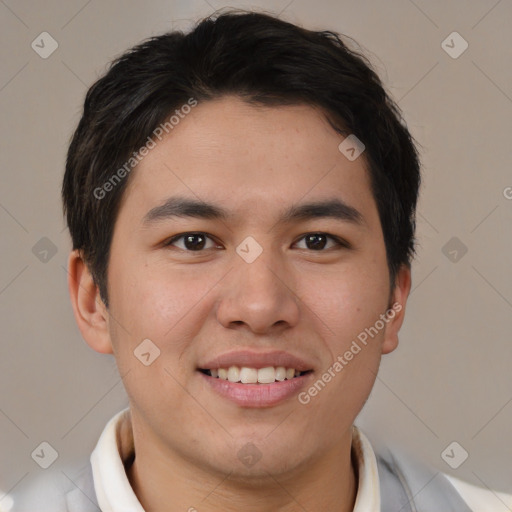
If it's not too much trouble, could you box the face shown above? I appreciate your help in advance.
[76,96,410,480]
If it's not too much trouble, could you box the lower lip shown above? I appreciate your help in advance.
[198,371,313,408]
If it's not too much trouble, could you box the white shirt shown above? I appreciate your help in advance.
[90,407,379,512]
[446,475,512,512]
[90,408,512,512]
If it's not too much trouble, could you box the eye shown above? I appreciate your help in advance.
[164,232,220,251]
[293,232,348,251]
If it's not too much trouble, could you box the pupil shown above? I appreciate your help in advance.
[185,234,205,250]
[306,233,326,250]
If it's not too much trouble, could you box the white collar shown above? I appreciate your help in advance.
[90,408,143,512]
[91,407,380,512]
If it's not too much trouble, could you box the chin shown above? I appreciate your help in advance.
[222,457,306,485]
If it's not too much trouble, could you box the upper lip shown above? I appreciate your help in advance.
[198,350,314,372]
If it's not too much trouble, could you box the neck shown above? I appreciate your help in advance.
[126,425,357,512]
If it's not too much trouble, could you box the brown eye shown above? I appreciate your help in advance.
[165,232,218,251]
[294,233,347,251]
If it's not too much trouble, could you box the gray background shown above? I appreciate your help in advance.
[1,0,511,504]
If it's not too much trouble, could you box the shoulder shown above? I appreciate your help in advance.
[445,474,512,512]
[8,461,99,512]
[376,445,512,512]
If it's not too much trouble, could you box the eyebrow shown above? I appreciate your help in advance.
[142,196,364,227]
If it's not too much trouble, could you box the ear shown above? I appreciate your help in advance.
[67,250,113,354]
[381,264,412,355]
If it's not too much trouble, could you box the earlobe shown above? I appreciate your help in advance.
[381,264,412,355]
[67,250,113,354]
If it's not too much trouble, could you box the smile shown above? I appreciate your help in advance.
[199,366,312,384]
[198,367,314,407]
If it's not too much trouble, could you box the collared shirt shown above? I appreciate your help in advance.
[90,408,512,512]
[91,407,380,511]
[6,408,512,511]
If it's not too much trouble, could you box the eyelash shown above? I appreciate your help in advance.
[163,232,350,252]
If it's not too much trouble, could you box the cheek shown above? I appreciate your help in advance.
[303,262,390,340]
[108,261,217,361]
[110,258,184,332]
[107,267,201,407]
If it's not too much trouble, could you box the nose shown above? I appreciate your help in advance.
[215,250,300,335]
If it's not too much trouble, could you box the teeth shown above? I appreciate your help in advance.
[257,367,276,384]
[275,367,286,381]
[240,367,258,384]
[205,366,306,383]
[227,366,240,383]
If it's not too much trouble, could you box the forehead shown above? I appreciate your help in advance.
[119,96,377,226]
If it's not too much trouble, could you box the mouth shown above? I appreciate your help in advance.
[198,366,313,383]
[197,366,314,407]
[196,350,316,407]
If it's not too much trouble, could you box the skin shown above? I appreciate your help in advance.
[68,96,411,512]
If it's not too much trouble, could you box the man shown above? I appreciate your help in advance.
[12,9,508,512]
